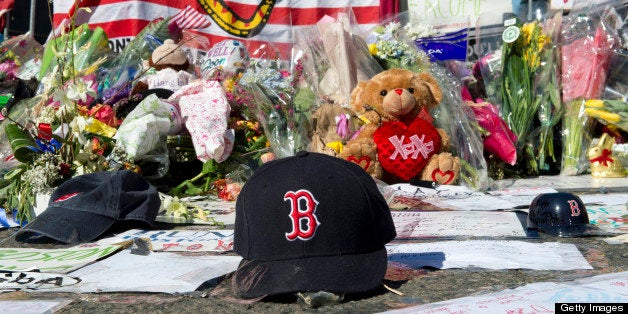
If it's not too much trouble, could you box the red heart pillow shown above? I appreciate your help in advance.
[373,119,441,181]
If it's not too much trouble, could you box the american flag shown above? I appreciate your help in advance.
[169,5,212,30]
[52,0,388,53]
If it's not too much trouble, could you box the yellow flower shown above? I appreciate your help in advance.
[585,99,605,108]
[325,141,343,154]
[368,43,378,56]
[585,108,621,123]
[521,23,535,46]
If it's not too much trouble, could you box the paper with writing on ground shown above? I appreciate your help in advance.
[0,244,122,273]
[380,271,628,314]
[98,229,235,252]
[391,211,527,239]
[386,240,592,270]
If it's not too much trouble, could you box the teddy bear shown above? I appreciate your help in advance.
[309,102,363,157]
[338,68,460,185]
[132,39,196,94]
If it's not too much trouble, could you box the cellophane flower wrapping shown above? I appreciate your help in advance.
[291,11,383,109]
[365,13,431,74]
[559,9,619,175]
[430,64,489,191]
[238,41,313,159]
[499,18,554,176]
[534,13,563,174]
[97,18,176,105]
[291,12,383,155]
[1,21,118,222]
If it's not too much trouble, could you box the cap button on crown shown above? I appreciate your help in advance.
[296,151,309,157]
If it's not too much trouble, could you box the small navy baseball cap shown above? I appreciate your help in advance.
[232,151,397,299]
[527,192,610,237]
[15,170,160,244]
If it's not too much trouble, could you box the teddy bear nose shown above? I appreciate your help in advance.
[394,88,403,95]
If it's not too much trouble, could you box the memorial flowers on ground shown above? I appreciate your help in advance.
[499,19,554,176]
[560,13,618,175]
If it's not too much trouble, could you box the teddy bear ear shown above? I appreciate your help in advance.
[350,81,368,112]
[415,72,443,108]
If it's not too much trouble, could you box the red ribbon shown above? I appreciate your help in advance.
[37,123,53,141]
[589,149,614,166]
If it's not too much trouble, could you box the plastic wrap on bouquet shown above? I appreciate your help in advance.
[314,13,383,106]
[429,65,489,191]
[363,13,431,73]
[239,41,312,158]
[560,9,619,175]
[169,80,234,163]
[98,18,175,105]
[113,93,181,159]
[39,24,109,81]
[0,34,44,81]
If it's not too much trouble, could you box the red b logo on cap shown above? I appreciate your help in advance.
[567,199,581,217]
[284,190,321,241]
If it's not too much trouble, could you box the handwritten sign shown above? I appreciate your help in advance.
[0,245,122,273]
[391,210,527,238]
[587,204,628,233]
[407,0,513,26]
[0,270,81,291]
[390,183,518,210]
[105,229,235,252]
[381,271,628,313]
[386,240,592,270]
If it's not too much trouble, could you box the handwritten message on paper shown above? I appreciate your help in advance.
[107,229,235,252]
[0,270,81,291]
[382,271,628,314]
[587,204,628,233]
[391,211,527,239]
[407,0,513,25]
[390,184,517,210]
[0,245,122,273]
[386,240,592,270]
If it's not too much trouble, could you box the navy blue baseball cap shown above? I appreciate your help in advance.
[527,192,610,237]
[15,170,160,244]
[232,151,396,299]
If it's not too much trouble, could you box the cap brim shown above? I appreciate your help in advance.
[15,207,117,244]
[539,224,614,238]
[231,248,388,299]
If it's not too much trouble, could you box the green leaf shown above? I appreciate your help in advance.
[201,160,217,175]
[4,123,37,163]
[3,166,24,181]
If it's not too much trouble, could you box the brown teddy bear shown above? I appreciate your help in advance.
[338,68,460,185]
[132,39,196,94]
[309,102,363,157]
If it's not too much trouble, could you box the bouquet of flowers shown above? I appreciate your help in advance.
[534,14,563,174]
[238,42,314,158]
[499,18,554,176]
[1,24,116,222]
[560,11,618,175]
[365,20,431,73]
